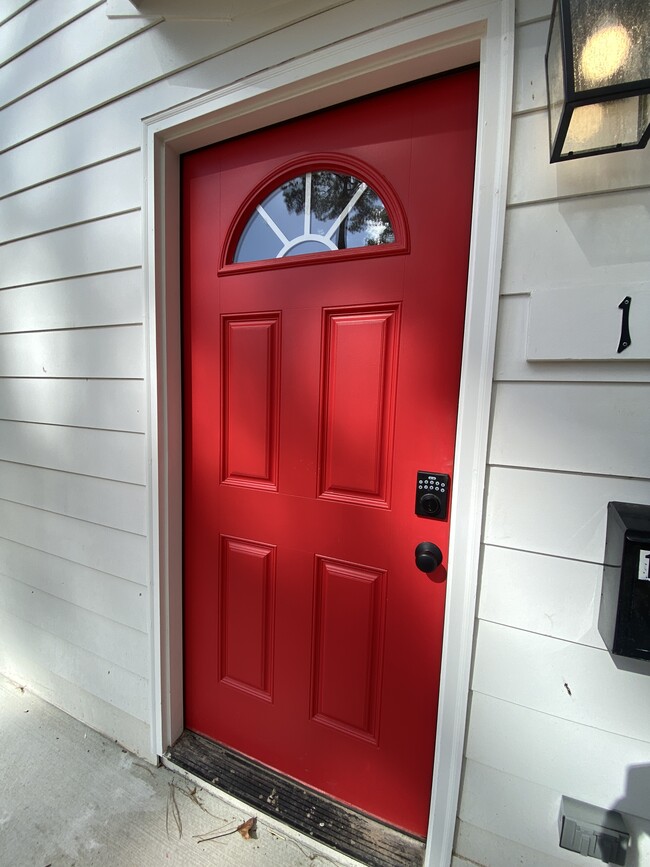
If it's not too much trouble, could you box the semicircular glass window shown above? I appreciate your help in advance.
[233,170,396,264]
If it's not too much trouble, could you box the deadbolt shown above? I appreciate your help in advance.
[415,471,450,520]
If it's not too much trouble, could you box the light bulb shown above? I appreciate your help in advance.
[581,23,631,84]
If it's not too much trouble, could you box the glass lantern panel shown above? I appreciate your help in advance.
[562,94,650,157]
[233,171,395,264]
[547,2,566,151]
[570,0,650,93]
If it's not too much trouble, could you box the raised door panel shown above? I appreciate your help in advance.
[319,306,399,506]
[219,536,276,699]
[222,315,280,488]
[311,556,386,742]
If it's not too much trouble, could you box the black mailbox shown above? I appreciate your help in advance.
[599,502,650,661]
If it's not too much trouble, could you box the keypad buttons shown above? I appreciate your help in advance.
[415,471,450,520]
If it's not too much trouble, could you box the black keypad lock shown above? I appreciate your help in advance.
[415,471,450,520]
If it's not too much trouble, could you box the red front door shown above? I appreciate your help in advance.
[182,70,478,837]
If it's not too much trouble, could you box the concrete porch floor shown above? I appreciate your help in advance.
[0,675,365,867]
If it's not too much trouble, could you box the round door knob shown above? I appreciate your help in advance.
[415,541,443,574]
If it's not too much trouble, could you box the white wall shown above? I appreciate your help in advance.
[454,2,650,865]
[0,0,157,757]
[0,0,388,760]
[0,0,648,863]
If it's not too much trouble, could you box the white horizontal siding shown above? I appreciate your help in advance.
[0,500,147,584]
[0,608,149,721]
[0,644,153,759]
[0,0,95,63]
[466,693,650,820]
[0,153,141,243]
[0,272,144,330]
[459,763,578,864]
[458,762,650,867]
[4,14,160,144]
[468,4,650,865]
[0,327,144,378]
[489,382,650,478]
[455,821,575,867]
[509,111,650,205]
[479,546,604,649]
[0,0,32,26]
[501,188,650,296]
[0,0,356,152]
[0,537,147,632]
[0,5,154,108]
[0,420,145,482]
[0,0,434,197]
[515,0,551,25]
[0,461,146,533]
[0,213,141,289]
[0,572,149,677]
[484,466,650,561]
[513,18,547,114]
[0,89,159,199]
[473,620,648,743]
[0,379,145,431]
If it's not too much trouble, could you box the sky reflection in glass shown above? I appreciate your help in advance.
[233,171,395,263]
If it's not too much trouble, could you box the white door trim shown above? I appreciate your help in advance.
[143,2,514,864]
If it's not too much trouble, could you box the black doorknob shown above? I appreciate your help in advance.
[415,541,443,573]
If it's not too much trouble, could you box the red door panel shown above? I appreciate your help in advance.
[183,70,478,836]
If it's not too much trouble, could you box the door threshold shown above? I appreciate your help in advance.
[166,730,425,867]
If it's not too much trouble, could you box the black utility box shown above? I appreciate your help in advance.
[599,502,650,661]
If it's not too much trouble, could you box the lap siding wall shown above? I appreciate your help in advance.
[0,0,648,862]
[456,3,650,865]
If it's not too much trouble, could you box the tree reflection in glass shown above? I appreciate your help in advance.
[234,171,395,264]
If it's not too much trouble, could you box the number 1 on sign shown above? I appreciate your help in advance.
[639,551,650,582]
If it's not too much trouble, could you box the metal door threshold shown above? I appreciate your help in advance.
[167,730,425,867]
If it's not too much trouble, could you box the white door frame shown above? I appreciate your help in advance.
[143,1,514,864]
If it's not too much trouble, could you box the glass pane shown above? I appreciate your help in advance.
[235,212,284,263]
[570,0,650,93]
[547,1,566,151]
[263,182,306,239]
[562,95,650,156]
[346,185,395,249]
[310,171,355,237]
[232,170,396,263]
[285,239,333,257]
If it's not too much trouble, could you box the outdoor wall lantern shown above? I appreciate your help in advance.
[545,0,650,162]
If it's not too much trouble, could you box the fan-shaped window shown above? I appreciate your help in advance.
[233,170,396,264]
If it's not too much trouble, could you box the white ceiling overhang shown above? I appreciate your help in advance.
[106,0,316,19]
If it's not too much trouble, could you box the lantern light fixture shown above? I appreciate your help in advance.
[545,0,650,162]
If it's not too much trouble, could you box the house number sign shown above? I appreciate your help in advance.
[617,296,631,353]
[526,285,650,361]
